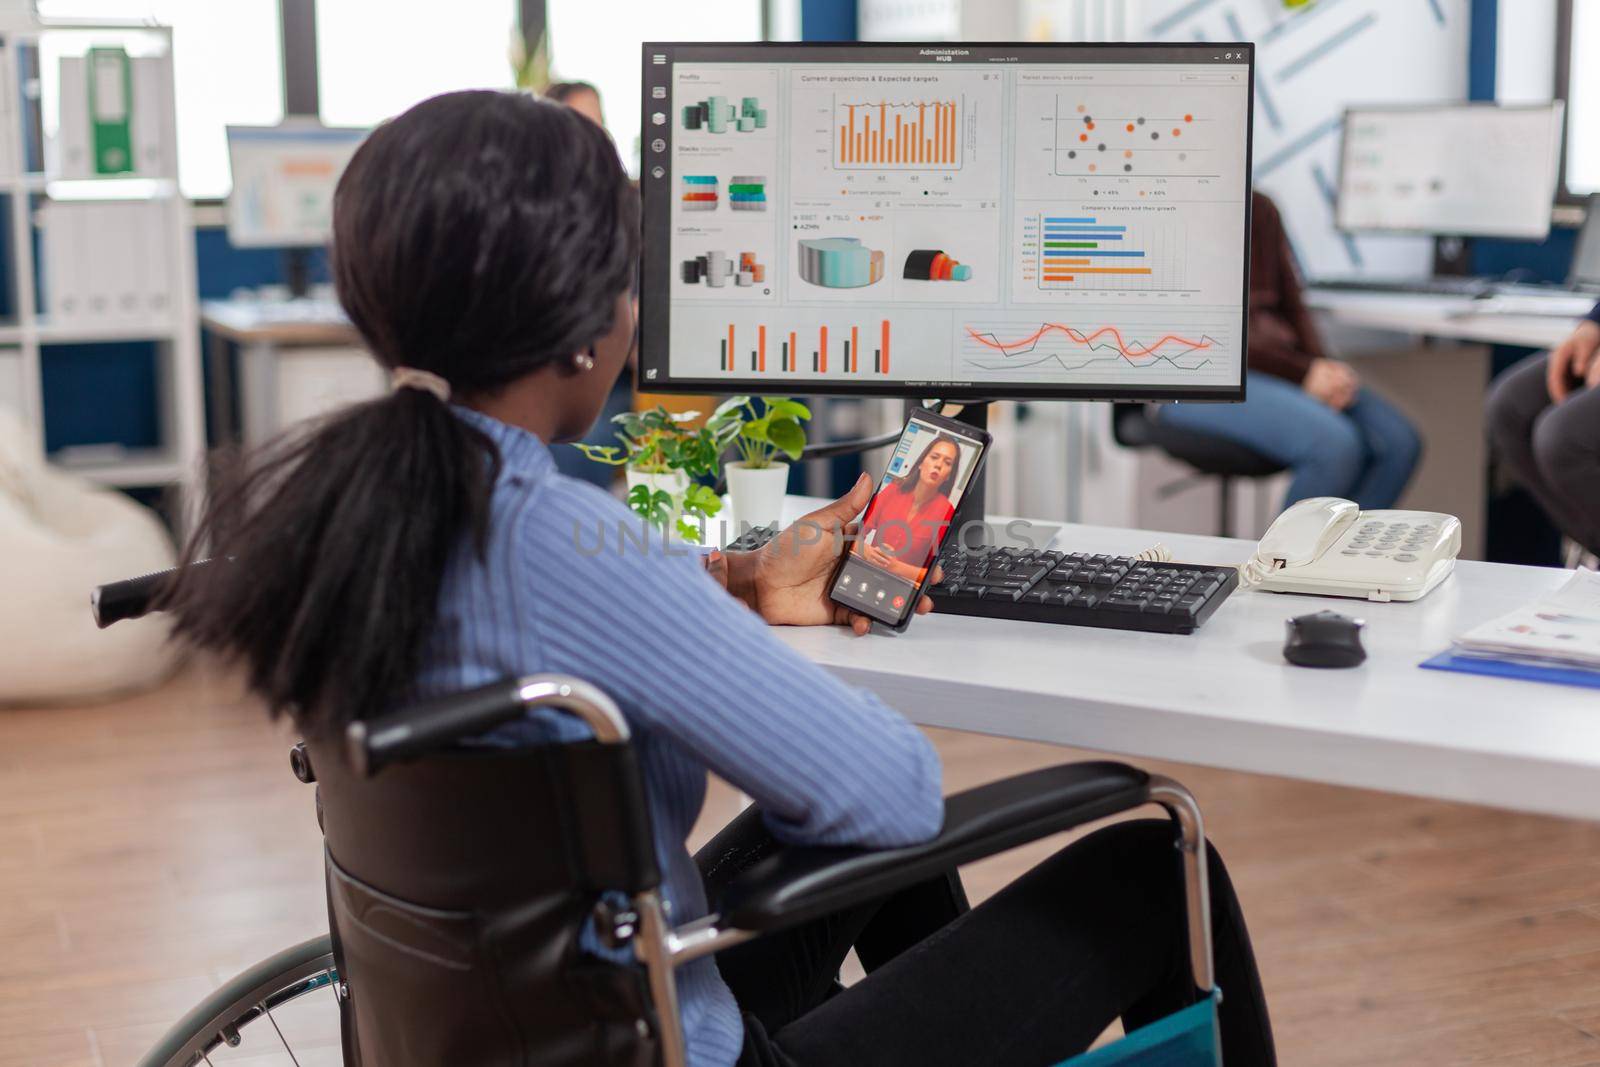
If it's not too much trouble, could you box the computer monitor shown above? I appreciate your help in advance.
[638,42,1255,403]
[1335,103,1565,241]
[225,122,367,249]
[1569,195,1600,293]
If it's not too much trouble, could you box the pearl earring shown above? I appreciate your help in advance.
[574,353,596,371]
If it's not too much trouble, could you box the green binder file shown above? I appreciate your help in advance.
[87,46,133,175]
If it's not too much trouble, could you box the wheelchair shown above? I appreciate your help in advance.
[96,568,1223,1067]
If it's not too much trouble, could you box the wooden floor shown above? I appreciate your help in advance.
[6,662,1600,1066]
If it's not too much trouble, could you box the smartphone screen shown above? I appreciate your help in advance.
[829,412,989,627]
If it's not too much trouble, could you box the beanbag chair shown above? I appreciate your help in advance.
[0,409,178,704]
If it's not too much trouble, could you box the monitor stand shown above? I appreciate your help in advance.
[1432,235,1474,278]
[934,400,1063,553]
[283,248,313,299]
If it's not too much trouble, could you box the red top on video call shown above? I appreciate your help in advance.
[862,431,964,570]
[862,481,956,566]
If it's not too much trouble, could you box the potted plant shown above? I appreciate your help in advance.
[707,396,811,534]
[576,405,732,543]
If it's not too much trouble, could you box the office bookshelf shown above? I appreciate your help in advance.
[0,10,203,525]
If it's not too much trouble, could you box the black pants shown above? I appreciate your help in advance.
[1487,352,1600,554]
[695,812,1276,1067]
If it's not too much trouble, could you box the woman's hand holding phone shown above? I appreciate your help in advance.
[722,473,939,636]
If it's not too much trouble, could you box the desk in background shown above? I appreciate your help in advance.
[1299,289,1585,561]
[771,497,1599,822]
[200,298,373,447]
[1304,289,1578,350]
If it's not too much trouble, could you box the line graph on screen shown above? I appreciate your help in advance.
[960,318,1236,381]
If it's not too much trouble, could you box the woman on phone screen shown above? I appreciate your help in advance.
[858,434,962,583]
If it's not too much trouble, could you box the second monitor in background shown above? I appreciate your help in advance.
[226,121,367,297]
[1335,102,1566,241]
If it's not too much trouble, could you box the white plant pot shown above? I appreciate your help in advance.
[625,467,691,533]
[726,461,790,535]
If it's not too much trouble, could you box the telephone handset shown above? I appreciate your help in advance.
[1240,497,1461,603]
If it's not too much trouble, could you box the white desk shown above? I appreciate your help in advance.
[1304,288,1579,349]
[771,501,1599,822]
[200,298,373,446]
[1300,289,1587,560]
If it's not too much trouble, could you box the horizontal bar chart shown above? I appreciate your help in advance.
[1030,213,1184,292]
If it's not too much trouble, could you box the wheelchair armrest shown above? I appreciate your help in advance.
[718,761,1152,931]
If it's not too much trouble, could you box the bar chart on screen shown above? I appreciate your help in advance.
[713,319,894,376]
[835,96,965,169]
[958,312,1239,387]
[1018,212,1188,292]
[787,70,1003,200]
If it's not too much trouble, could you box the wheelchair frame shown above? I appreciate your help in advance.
[98,568,1217,1067]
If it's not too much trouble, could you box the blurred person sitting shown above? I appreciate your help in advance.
[1486,308,1600,559]
[1154,192,1422,510]
[545,79,604,126]
[545,78,634,489]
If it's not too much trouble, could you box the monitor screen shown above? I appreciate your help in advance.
[638,43,1254,401]
[226,123,367,249]
[1570,195,1600,292]
[1335,103,1565,240]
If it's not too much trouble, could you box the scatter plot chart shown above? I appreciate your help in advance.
[1052,97,1211,177]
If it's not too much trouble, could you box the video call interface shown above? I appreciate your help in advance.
[830,415,985,624]
[641,43,1253,399]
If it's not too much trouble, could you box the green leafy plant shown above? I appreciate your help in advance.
[707,396,811,469]
[576,405,734,477]
[623,482,723,543]
[576,406,737,542]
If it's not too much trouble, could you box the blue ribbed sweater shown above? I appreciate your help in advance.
[411,407,944,1066]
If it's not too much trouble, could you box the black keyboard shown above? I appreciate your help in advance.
[724,527,1237,636]
[930,545,1237,635]
[1310,275,1494,297]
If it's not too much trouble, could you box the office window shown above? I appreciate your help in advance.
[547,0,763,174]
[35,0,284,199]
[316,0,518,128]
[1566,0,1600,195]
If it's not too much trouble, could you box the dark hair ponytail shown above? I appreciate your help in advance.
[163,91,638,736]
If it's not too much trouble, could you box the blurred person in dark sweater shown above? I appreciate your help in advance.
[545,79,637,490]
[1155,192,1422,509]
[1487,303,1600,556]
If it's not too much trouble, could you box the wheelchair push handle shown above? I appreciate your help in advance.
[347,675,630,778]
[92,567,179,628]
[92,559,220,628]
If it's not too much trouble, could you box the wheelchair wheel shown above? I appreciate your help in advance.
[134,935,340,1067]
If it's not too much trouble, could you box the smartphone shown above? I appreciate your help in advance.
[828,407,992,632]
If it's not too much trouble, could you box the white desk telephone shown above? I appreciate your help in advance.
[1240,497,1461,603]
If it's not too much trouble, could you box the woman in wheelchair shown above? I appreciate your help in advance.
[161,91,1275,1066]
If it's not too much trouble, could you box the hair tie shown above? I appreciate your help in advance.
[391,366,451,402]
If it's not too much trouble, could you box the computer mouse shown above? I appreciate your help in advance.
[1284,610,1367,668]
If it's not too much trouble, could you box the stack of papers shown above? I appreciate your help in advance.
[1453,571,1600,672]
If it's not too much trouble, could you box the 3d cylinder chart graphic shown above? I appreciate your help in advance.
[728,175,767,211]
[680,174,718,211]
[902,249,972,281]
[682,95,768,133]
[681,250,766,287]
[797,237,885,288]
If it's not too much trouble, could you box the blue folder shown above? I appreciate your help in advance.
[1053,990,1222,1066]
[1420,649,1600,691]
